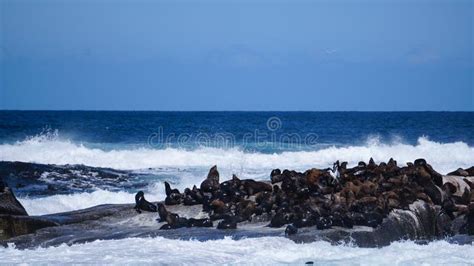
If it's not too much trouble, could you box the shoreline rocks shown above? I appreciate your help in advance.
[1,159,474,248]
[1,181,28,216]
[1,176,59,240]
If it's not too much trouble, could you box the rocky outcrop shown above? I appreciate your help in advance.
[0,177,58,240]
[1,199,472,249]
[0,180,28,216]
[150,160,474,236]
[0,161,146,196]
[0,215,58,240]
[448,167,474,177]
[1,160,473,249]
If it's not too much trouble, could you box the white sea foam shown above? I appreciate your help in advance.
[18,189,165,216]
[1,236,473,265]
[6,133,474,215]
[0,134,472,174]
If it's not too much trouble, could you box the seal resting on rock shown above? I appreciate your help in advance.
[134,191,157,213]
[130,160,473,240]
[241,178,273,196]
[157,203,213,229]
[448,167,474,177]
[164,181,182,205]
[157,203,187,229]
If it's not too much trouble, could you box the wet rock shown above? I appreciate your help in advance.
[3,159,474,248]
[217,217,237,230]
[0,215,58,240]
[448,167,474,177]
[466,203,474,235]
[285,224,298,235]
[0,180,28,216]
[0,161,145,196]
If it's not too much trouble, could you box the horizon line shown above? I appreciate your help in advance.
[0,109,473,112]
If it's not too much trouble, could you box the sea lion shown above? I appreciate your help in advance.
[210,199,229,214]
[183,188,200,206]
[156,203,188,229]
[164,181,182,205]
[271,169,283,183]
[387,158,397,168]
[235,199,257,221]
[187,218,213,228]
[316,216,332,230]
[414,158,443,187]
[157,202,169,222]
[218,174,243,202]
[441,196,457,220]
[305,168,322,187]
[269,209,292,228]
[165,181,180,196]
[200,165,220,193]
[367,158,377,170]
[134,191,157,213]
[241,179,273,196]
[255,191,274,213]
[145,158,472,235]
[292,209,316,228]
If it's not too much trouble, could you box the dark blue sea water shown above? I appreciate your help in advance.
[1,111,473,150]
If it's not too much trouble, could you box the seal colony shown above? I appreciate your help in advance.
[1,158,474,248]
[135,158,474,236]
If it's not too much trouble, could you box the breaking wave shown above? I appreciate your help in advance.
[0,132,473,174]
[17,189,165,216]
[1,237,473,265]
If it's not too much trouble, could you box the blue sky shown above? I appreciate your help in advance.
[0,0,472,111]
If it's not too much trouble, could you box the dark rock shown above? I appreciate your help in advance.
[187,218,213,228]
[467,203,474,235]
[466,167,474,176]
[0,181,28,216]
[0,161,145,196]
[217,217,237,230]
[448,168,470,177]
[0,215,58,240]
[285,224,298,235]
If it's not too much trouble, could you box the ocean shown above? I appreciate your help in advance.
[1,111,474,264]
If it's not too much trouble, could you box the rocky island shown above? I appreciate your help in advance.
[1,159,474,249]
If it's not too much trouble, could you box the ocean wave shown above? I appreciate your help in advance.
[1,236,473,264]
[17,188,165,216]
[1,134,473,174]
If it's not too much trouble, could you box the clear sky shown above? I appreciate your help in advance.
[0,0,473,111]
